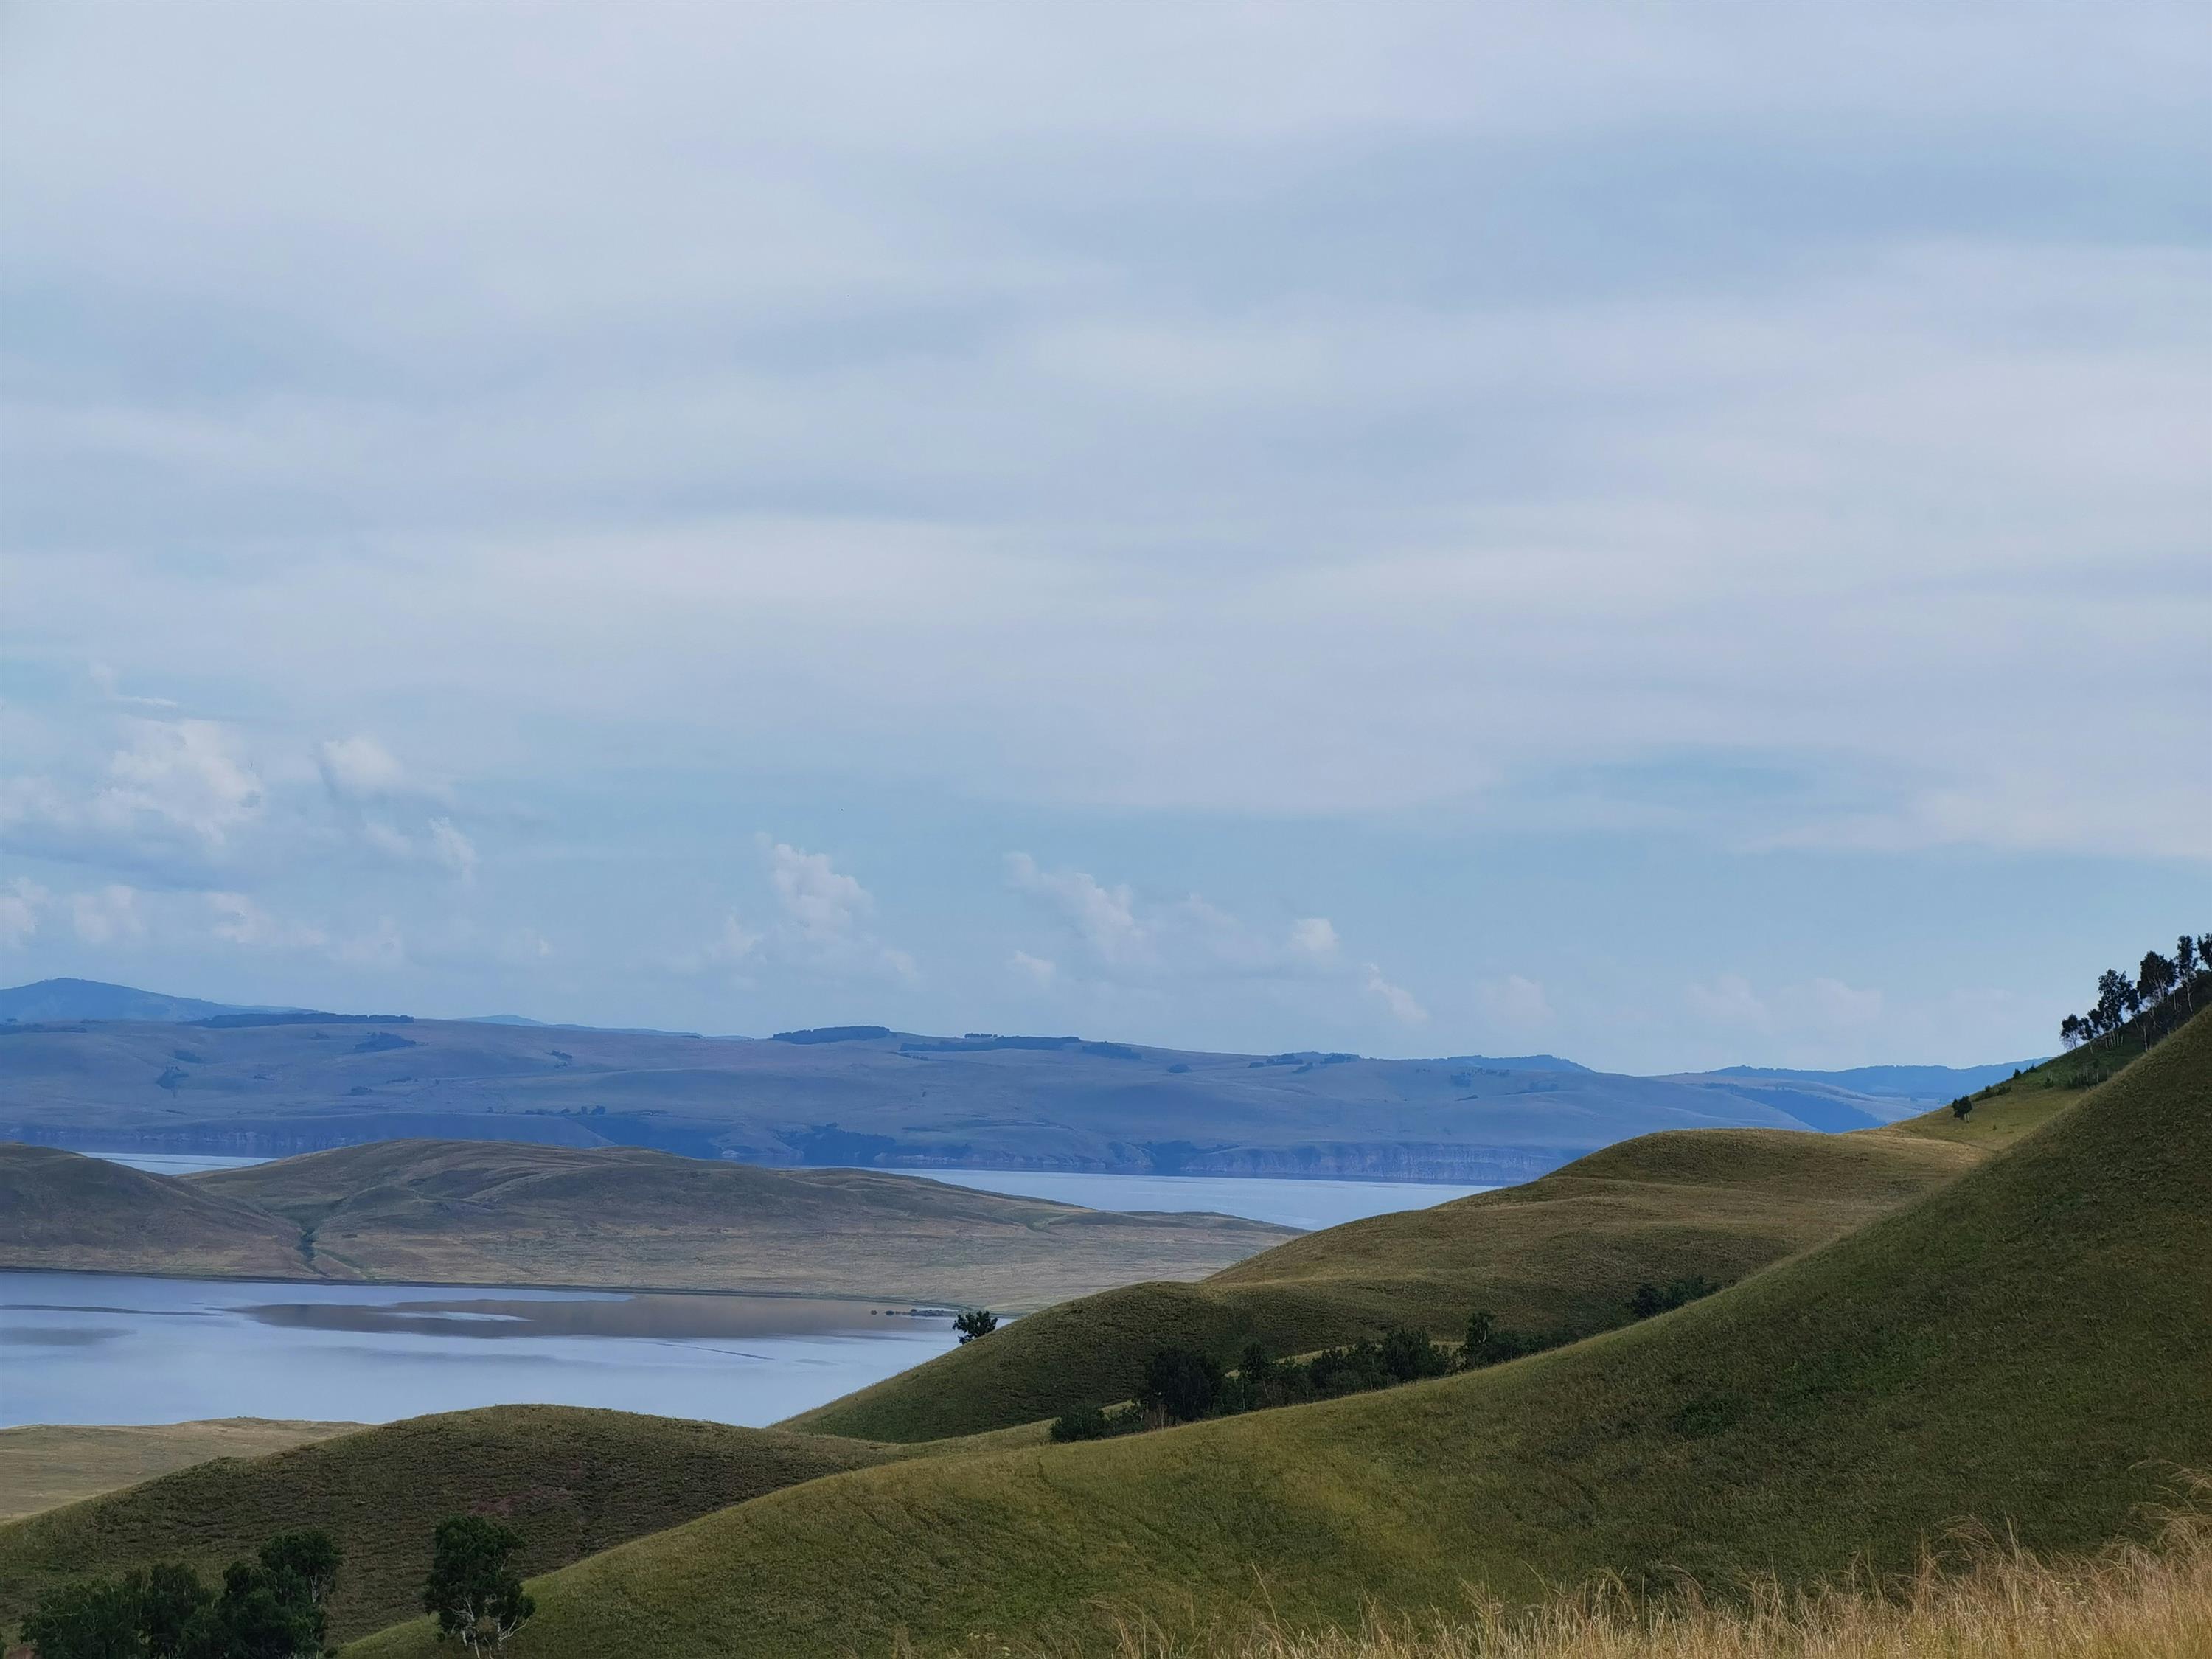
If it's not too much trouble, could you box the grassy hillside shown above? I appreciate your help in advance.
[2,1140,1293,1308]
[348,1008,2211,1659]
[789,1123,1980,1441]
[0,1420,361,1523]
[0,1144,338,1279]
[0,1407,897,1645]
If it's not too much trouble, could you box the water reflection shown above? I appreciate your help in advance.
[0,1271,958,1429]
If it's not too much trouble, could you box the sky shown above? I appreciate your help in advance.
[1,4,2206,1073]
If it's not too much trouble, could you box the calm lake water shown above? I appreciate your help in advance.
[97,1152,1492,1230]
[0,1270,957,1429]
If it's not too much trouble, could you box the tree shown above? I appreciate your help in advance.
[422,1517,535,1657]
[19,1576,142,1659]
[2096,968,2132,1037]
[137,1564,215,1659]
[1463,1309,1494,1358]
[951,1309,998,1343]
[1950,1095,1973,1120]
[180,1560,324,1659]
[1138,1345,1222,1422]
[254,1534,338,1613]
[2059,1013,2084,1050]
[2178,936,2200,1015]
[1377,1326,1450,1382]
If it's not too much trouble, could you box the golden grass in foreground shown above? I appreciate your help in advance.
[1093,1495,2212,1659]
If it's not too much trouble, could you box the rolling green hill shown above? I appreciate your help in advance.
[1,1140,1293,1309]
[346,1006,2211,1659]
[787,1120,1986,1441]
[0,1407,900,1646]
[0,1145,333,1280]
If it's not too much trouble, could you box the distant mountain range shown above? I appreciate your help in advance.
[0,978,2036,1181]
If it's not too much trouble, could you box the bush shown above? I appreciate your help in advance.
[1378,1326,1451,1383]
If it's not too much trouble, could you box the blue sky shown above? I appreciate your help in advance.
[2,4,2205,1071]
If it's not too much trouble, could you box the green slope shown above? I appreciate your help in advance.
[0,1144,341,1280]
[0,1406,896,1646]
[3,1139,1291,1309]
[788,1121,1984,1441]
[349,1008,2211,1659]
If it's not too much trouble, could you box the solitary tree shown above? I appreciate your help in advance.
[422,1517,535,1657]
[951,1309,998,1343]
[1950,1095,1974,1120]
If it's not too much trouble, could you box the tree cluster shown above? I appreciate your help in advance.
[1049,1278,1725,1444]
[19,1531,339,1659]
[2059,933,2209,1054]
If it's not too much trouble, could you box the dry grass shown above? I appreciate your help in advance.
[1097,1490,2212,1659]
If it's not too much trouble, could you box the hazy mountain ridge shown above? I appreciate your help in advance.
[0,980,2032,1181]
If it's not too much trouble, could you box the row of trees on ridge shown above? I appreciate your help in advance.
[2058,932,2209,1053]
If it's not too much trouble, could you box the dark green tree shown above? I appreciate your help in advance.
[253,1534,338,1613]
[137,1564,215,1659]
[1950,1095,1973,1120]
[422,1516,535,1657]
[178,1560,323,1659]
[1377,1326,1450,1382]
[951,1309,998,1343]
[19,1576,142,1659]
[1138,1345,1223,1421]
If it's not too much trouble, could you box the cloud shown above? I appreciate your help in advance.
[1687,973,1770,1029]
[678,840,915,983]
[1475,973,1554,1034]
[1009,949,1057,987]
[2,717,266,877]
[70,884,145,946]
[1363,964,1428,1027]
[1686,972,1884,1039]
[1006,852,1423,1027]
[1,881,47,950]
[207,892,327,950]
[316,734,414,803]
[1004,853,1145,965]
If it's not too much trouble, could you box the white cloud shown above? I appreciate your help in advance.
[1,881,47,950]
[1009,949,1057,987]
[1007,852,1423,1029]
[1475,973,1554,1034]
[316,734,412,803]
[207,892,327,950]
[1004,853,1146,965]
[1687,973,1770,1029]
[70,883,145,945]
[334,917,406,969]
[676,839,915,983]
[1363,964,1428,1027]
[2,717,266,876]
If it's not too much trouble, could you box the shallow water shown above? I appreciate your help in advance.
[92,1150,1492,1229]
[0,1270,956,1428]
[906,1169,1492,1230]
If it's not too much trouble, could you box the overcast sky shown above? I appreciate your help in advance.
[2,4,2205,1071]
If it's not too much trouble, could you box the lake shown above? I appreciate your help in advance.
[0,1270,957,1429]
[95,1152,1492,1231]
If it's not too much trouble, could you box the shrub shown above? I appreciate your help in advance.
[1378,1326,1451,1383]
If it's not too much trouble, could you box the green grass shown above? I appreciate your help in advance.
[0,1406,899,1646]
[0,1144,336,1280]
[345,1007,2212,1659]
[787,1122,1983,1441]
[0,1420,363,1523]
